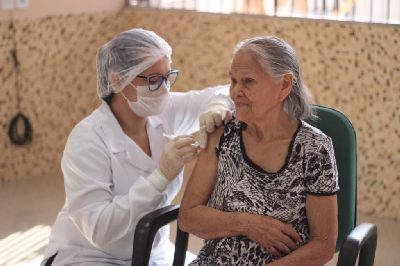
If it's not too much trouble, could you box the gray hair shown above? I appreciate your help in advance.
[233,36,314,120]
[96,28,172,98]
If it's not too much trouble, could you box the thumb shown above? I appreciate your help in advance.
[199,126,207,149]
[224,110,233,124]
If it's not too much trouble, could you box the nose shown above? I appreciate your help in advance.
[229,83,242,100]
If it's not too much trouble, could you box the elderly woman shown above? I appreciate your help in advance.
[42,28,233,266]
[179,36,339,265]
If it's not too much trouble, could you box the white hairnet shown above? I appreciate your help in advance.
[96,28,172,98]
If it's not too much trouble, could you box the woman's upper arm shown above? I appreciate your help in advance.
[180,127,224,211]
[305,137,339,251]
[306,194,338,250]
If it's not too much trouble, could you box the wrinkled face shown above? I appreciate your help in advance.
[229,49,289,123]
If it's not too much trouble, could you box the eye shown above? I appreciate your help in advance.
[243,78,254,84]
[149,76,162,85]
[230,77,237,85]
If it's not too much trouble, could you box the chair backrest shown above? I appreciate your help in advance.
[305,105,357,251]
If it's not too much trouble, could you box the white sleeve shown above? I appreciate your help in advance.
[166,84,232,135]
[62,123,166,254]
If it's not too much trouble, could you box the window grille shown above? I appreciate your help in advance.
[128,0,400,25]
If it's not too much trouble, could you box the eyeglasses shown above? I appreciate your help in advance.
[136,69,179,91]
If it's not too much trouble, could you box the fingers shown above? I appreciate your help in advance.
[276,245,290,255]
[200,111,223,133]
[259,228,297,255]
[267,218,301,244]
[173,135,196,148]
[172,135,200,162]
[282,224,302,243]
[204,113,217,133]
[274,236,295,254]
[266,246,280,257]
[262,237,295,257]
[212,113,223,128]
[249,216,300,256]
[176,144,199,158]
[280,234,297,251]
[198,109,233,149]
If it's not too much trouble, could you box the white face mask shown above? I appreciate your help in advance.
[121,83,170,117]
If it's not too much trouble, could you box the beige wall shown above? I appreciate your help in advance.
[0,7,399,221]
[0,0,125,20]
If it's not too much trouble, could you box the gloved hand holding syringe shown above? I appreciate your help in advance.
[158,133,201,182]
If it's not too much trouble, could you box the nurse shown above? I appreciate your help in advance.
[42,28,233,266]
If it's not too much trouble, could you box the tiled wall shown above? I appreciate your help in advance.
[0,8,398,220]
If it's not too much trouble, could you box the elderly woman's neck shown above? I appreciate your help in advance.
[244,111,298,142]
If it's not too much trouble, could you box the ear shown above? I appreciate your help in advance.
[279,73,293,102]
[110,72,122,91]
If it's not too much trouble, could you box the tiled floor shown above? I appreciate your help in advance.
[1,174,399,265]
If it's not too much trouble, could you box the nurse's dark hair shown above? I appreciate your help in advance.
[233,36,314,120]
[102,93,114,105]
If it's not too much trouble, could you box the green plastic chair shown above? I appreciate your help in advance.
[132,105,377,266]
[305,105,357,251]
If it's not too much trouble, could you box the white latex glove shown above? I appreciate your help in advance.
[158,135,200,181]
[199,95,233,148]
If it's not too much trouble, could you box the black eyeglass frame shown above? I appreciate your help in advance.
[136,69,180,91]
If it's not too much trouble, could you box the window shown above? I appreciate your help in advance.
[128,0,400,24]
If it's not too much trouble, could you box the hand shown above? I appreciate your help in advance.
[199,101,233,149]
[243,214,301,256]
[159,135,200,181]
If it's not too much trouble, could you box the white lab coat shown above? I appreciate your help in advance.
[43,85,230,266]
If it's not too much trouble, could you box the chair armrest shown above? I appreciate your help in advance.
[337,223,378,266]
[132,204,180,266]
[173,225,189,266]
